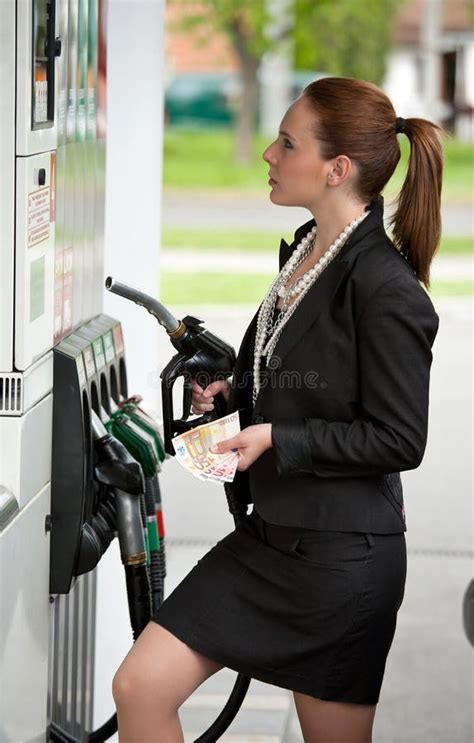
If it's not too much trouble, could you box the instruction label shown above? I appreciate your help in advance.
[28,187,50,247]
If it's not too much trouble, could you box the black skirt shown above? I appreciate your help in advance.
[151,507,406,705]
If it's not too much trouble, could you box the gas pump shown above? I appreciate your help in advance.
[1,2,253,742]
[0,1,122,740]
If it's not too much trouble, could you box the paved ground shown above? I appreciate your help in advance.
[94,296,473,743]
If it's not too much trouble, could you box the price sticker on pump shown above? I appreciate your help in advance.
[83,346,96,379]
[112,324,124,354]
[103,331,115,363]
[76,355,87,389]
[92,338,106,371]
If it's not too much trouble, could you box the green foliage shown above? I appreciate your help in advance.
[170,0,271,58]
[160,271,473,306]
[294,0,403,84]
[169,0,403,85]
[161,271,273,305]
[162,229,474,256]
[163,127,474,202]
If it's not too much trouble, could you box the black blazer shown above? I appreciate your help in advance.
[227,197,439,533]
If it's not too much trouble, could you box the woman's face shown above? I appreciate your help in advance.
[262,96,332,209]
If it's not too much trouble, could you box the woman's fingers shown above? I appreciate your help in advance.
[190,377,232,414]
[203,378,232,402]
[191,405,214,415]
[191,379,214,414]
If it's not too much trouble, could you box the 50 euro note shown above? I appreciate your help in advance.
[171,411,240,483]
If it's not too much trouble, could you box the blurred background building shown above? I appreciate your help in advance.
[164,0,473,140]
[386,0,474,137]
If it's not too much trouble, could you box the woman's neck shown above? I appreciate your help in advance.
[309,199,369,259]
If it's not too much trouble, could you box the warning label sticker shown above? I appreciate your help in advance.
[28,187,50,248]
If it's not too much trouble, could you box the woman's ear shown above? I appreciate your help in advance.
[327,155,352,186]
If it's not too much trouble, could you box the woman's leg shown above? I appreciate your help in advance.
[292,692,377,743]
[112,621,224,743]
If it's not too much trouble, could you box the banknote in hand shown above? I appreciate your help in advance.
[172,411,240,483]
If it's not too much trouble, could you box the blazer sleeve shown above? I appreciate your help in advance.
[271,277,440,478]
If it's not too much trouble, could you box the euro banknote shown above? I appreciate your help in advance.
[172,411,240,483]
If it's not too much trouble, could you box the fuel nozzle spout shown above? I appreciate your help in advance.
[105,276,186,337]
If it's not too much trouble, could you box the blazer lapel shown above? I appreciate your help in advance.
[268,258,350,366]
[278,217,316,270]
[230,198,386,409]
[268,198,386,367]
[279,238,291,269]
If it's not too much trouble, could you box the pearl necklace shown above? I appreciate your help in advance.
[252,210,370,405]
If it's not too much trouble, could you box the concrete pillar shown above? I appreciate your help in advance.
[94,1,166,726]
[104,0,165,416]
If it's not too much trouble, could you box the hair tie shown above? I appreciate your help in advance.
[395,117,406,134]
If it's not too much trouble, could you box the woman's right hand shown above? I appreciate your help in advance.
[191,378,232,415]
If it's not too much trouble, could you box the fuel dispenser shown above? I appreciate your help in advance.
[1,2,256,741]
[0,1,121,740]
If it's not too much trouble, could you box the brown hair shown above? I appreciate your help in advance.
[303,77,444,288]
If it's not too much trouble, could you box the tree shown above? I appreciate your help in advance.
[294,0,402,85]
[169,0,403,163]
[171,1,275,163]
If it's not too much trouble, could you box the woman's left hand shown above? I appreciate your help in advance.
[210,424,272,471]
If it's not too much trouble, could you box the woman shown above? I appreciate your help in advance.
[112,77,442,742]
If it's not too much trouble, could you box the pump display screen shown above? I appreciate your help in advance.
[32,0,54,129]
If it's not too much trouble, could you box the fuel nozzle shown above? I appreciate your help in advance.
[105,277,236,454]
[91,410,151,638]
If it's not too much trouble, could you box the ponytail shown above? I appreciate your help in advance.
[389,119,444,288]
[302,78,444,289]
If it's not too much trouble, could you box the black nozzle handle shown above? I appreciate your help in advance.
[105,276,181,334]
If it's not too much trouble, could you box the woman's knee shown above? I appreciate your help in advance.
[112,622,187,709]
[112,621,223,710]
[111,667,134,707]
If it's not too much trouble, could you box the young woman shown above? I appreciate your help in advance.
[112,77,442,742]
